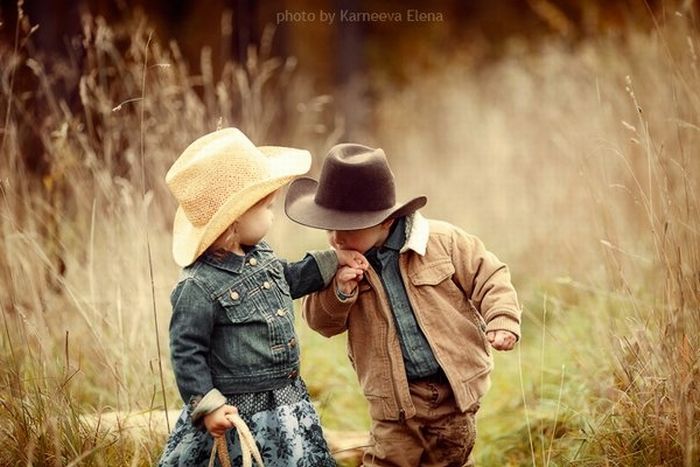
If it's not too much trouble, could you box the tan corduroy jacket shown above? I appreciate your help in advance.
[302,213,521,422]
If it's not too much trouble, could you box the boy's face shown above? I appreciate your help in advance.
[327,219,394,254]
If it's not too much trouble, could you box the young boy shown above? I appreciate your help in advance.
[285,143,521,466]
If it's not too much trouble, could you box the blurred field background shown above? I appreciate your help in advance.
[1,0,699,465]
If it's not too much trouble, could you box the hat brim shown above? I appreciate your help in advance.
[172,147,310,267]
[285,177,427,231]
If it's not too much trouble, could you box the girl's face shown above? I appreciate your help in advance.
[237,191,277,246]
[326,219,394,254]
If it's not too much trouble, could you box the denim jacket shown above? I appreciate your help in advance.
[169,240,337,412]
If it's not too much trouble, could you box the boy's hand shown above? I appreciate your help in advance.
[335,249,369,270]
[335,265,365,295]
[203,404,238,437]
[487,330,517,351]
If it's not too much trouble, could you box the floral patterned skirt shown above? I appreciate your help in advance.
[158,378,336,467]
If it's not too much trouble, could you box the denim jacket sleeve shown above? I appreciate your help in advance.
[281,250,338,299]
[169,277,216,405]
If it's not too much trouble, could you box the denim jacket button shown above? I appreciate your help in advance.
[229,290,239,300]
[263,281,271,289]
[276,308,287,317]
[249,258,257,266]
[288,338,296,348]
[288,369,298,379]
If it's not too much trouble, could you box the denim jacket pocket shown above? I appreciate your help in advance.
[268,266,292,299]
[218,283,254,323]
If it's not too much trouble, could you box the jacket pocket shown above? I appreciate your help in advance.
[467,301,491,356]
[409,258,455,286]
[217,283,255,322]
[462,366,492,411]
[365,394,393,421]
[268,266,292,298]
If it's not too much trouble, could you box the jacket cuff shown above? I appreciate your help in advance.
[485,314,521,341]
[190,388,227,423]
[322,279,357,315]
[308,250,339,287]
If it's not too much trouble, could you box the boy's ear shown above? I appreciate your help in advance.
[381,218,395,229]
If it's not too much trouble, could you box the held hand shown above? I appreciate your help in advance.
[203,404,238,438]
[486,330,517,351]
[335,249,369,270]
[335,265,365,295]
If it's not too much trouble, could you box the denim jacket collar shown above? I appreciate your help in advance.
[200,241,274,274]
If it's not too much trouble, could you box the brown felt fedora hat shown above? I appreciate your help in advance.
[285,143,426,230]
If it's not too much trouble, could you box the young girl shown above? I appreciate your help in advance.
[158,128,367,467]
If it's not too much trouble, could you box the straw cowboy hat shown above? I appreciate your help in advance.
[285,143,426,230]
[166,128,310,267]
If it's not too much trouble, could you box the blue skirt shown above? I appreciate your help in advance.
[158,378,336,467]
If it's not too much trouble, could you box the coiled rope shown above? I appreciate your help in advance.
[208,413,265,467]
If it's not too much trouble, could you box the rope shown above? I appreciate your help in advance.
[208,413,265,467]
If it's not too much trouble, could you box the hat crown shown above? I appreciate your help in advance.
[166,129,269,226]
[315,144,396,212]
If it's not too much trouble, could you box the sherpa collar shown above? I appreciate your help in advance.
[400,212,429,256]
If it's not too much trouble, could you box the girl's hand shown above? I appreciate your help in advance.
[486,330,517,351]
[335,249,369,270]
[335,265,365,295]
[203,404,238,438]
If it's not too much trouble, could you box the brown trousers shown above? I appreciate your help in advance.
[362,374,478,467]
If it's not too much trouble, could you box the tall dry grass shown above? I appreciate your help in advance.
[0,2,698,467]
[0,5,338,465]
[370,6,699,465]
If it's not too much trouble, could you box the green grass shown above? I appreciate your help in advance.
[299,322,371,432]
